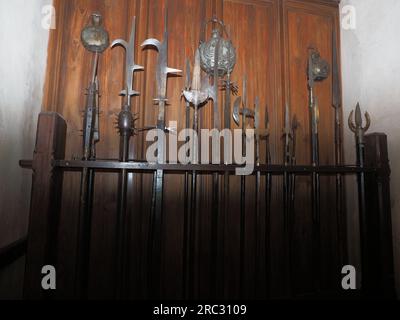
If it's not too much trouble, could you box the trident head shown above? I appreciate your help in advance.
[348,102,371,143]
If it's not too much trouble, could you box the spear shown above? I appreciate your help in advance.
[290,115,299,212]
[254,98,270,296]
[232,76,254,297]
[282,102,293,295]
[349,103,371,294]
[183,49,210,298]
[332,29,345,266]
[182,58,191,298]
[307,48,329,293]
[111,16,144,298]
[142,7,182,298]
[76,13,109,298]
[264,106,272,296]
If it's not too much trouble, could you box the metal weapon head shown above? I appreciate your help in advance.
[332,29,341,109]
[141,38,162,51]
[243,76,248,107]
[284,102,291,132]
[199,18,236,77]
[308,48,330,88]
[265,105,270,133]
[192,49,202,91]
[185,58,191,90]
[111,17,144,98]
[292,114,300,131]
[233,96,242,126]
[348,102,371,133]
[81,13,109,53]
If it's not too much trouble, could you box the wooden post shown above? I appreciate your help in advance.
[24,113,67,299]
[364,133,396,298]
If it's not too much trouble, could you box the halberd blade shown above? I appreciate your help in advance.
[233,96,242,126]
[111,16,144,99]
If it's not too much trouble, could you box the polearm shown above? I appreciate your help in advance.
[332,30,345,267]
[290,115,299,214]
[111,16,144,298]
[210,36,221,299]
[282,102,293,296]
[233,76,254,297]
[348,103,371,293]
[183,49,210,298]
[142,8,182,298]
[307,48,329,293]
[182,58,191,298]
[254,98,269,297]
[264,106,272,296]
[75,13,109,298]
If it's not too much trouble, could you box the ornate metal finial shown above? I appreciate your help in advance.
[199,18,236,77]
[111,17,145,138]
[183,49,210,107]
[308,48,330,89]
[348,102,371,141]
[81,13,110,53]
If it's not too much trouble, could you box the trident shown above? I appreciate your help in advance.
[348,102,371,166]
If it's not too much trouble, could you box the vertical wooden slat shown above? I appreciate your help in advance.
[24,113,67,299]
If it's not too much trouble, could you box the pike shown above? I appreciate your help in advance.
[282,102,293,295]
[111,16,144,298]
[76,13,109,298]
[142,8,182,298]
[332,30,345,266]
[290,115,299,214]
[210,36,221,299]
[233,76,254,296]
[349,103,371,287]
[254,97,270,296]
[183,49,210,298]
[182,58,191,298]
[220,74,235,297]
[307,48,329,293]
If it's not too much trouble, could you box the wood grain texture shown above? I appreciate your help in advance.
[42,0,343,299]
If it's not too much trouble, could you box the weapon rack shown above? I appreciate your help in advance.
[12,0,396,300]
[19,113,395,299]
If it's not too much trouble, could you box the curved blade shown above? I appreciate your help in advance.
[233,96,242,126]
[141,38,162,51]
[111,17,144,98]
[111,39,128,49]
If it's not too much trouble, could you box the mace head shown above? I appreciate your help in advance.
[308,48,330,85]
[199,19,236,77]
[81,12,110,53]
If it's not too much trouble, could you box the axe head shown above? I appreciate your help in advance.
[232,96,242,126]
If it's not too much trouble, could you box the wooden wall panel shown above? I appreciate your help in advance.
[282,0,341,294]
[43,0,342,299]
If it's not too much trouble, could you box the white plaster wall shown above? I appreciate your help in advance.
[340,0,400,296]
[0,0,50,298]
